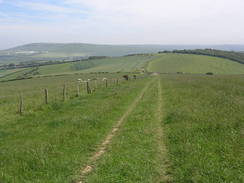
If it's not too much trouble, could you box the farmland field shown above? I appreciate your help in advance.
[147,53,244,74]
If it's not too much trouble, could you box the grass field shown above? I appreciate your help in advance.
[161,75,244,182]
[0,54,243,182]
[1,74,243,182]
[2,53,244,82]
[0,68,26,78]
[0,55,153,81]
[147,53,244,74]
[0,74,147,182]
[39,55,154,75]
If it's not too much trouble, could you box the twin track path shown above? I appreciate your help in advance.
[76,80,152,183]
[76,77,171,183]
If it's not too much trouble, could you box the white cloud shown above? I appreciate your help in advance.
[0,0,244,49]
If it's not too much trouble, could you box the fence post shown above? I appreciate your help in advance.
[105,79,108,88]
[63,84,66,101]
[44,88,48,104]
[19,94,23,115]
[116,79,119,86]
[86,81,91,94]
[76,85,80,97]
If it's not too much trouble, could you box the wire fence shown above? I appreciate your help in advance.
[0,75,142,115]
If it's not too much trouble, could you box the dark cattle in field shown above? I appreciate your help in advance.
[123,75,129,81]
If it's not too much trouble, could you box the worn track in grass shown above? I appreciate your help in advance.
[76,79,152,183]
[155,78,172,182]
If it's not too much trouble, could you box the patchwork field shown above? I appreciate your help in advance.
[147,53,244,74]
[0,72,243,182]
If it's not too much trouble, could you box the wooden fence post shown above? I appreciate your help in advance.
[105,79,108,88]
[116,79,119,86]
[76,85,80,97]
[63,84,66,101]
[44,88,48,104]
[86,81,91,94]
[19,94,23,115]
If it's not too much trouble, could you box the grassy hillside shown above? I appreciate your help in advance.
[147,53,244,74]
[162,75,244,182]
[0,74,148,182]
[72,55,153,73]
[0,55,153,81]
[0,73,243,182]
[39,55,153,75]
[169,49,244,64]
[0,68,25,78]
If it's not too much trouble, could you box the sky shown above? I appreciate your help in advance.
[0,0,244,49]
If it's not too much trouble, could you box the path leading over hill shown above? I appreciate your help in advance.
[83,77,172,182]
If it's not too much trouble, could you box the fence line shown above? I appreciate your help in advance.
[0,76,138,115]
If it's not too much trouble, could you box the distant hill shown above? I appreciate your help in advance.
[1,43,244,65]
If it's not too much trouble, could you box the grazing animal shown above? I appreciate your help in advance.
[123,75,129,81]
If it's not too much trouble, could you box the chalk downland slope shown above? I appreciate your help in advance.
[147,53,244,74]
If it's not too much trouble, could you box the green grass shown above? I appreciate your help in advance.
[0,72,243,182]
[85,79,167,182]
[161,74,244,182]
[0,55,153,81]
[38,55,154,75]
[0,68,25,78]
[38,63,73,75]
[0,68,35,81]
[147,53,244,74]
[0,74,149,182]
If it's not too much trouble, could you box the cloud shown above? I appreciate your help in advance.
[0,0,244,49]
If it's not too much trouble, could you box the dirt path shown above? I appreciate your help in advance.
[76,80,152,183]
[155,78,172,182]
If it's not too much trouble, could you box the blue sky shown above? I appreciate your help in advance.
[0,0,244,49]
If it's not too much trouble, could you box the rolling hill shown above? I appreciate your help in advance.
[1,53,244,82]
[147,53,244,74]
[1,43,244,65]
[0,55,154,81]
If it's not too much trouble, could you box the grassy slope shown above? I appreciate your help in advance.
[0,76,149,182]
[0,68,34,81]
[0,73,243,182]
[85,79,168,182]
[147,53,244,74]
[0,55,153,81]
[0,68,25,78]
[38,63,73,75]
[36,55,153,75]
[79,55,153,73]
[162,75,244,182]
